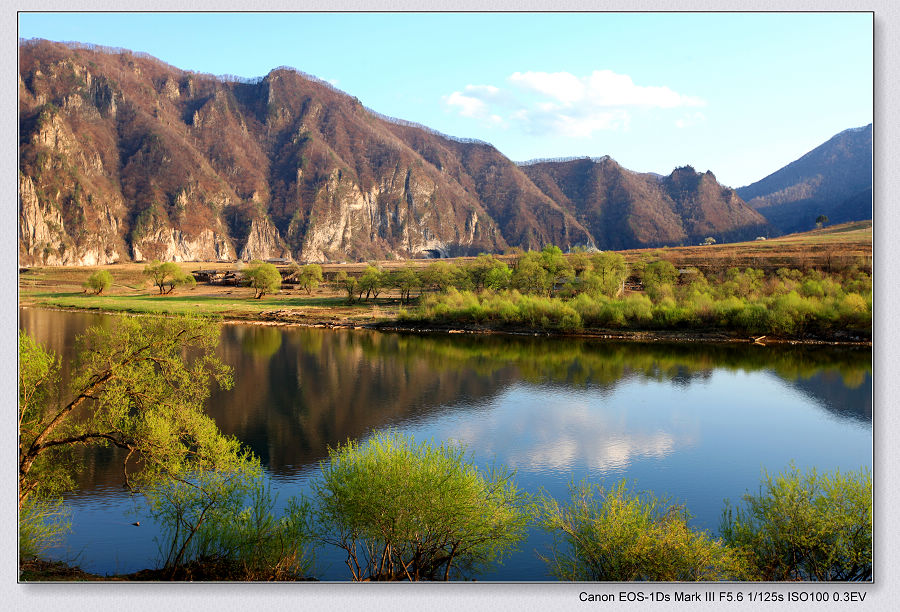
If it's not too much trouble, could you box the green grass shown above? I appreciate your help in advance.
[24,291,369,317]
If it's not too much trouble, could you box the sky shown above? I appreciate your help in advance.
[17,11,873,188]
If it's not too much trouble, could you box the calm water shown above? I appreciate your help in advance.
[19,307,872,581]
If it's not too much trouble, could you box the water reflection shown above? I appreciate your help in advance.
[19,307,871,492]
[18,308,872,578]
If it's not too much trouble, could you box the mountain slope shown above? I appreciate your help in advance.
[736,124,872,234]
[522,158,770,249]
[19,39,776,264]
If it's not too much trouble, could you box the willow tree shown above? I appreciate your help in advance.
[18,315,237,509]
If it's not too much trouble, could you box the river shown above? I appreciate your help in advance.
[19,307,872,581]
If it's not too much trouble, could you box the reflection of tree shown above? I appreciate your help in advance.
[238,326,283,359]
[20,308,872,493]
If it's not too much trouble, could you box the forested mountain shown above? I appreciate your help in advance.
[19,39,773,265]
[737,124,872,234]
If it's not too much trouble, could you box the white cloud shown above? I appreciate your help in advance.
[509,71,586,104]
[445,90,490,118]
[444,69,705,136]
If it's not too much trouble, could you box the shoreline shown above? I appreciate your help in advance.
[19,302,872,347]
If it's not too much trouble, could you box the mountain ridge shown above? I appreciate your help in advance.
[19,39,779,265]
[736,124,872,234]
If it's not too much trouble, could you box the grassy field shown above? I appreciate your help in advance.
[19,221,872,331]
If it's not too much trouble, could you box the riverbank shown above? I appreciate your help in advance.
[18,301,871,347]
[19,557,316,582]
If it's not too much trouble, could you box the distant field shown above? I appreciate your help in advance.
[618,221,872,274]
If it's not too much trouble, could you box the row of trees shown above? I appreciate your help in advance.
[332,248,629,305]
[19,315,872,581]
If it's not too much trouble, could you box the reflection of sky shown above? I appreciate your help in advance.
[442,385,690,475]
[47,366,871,581]
[403,368,871,523]
[397,369,871,580]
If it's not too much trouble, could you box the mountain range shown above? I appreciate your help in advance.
[18,39,870,265]
[736,124,872,234]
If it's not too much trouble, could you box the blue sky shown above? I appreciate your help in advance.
[18,12,873,187]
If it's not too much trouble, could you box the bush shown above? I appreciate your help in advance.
[145,456,314,580]
[312,431,529,581]
[720,465,872,581]
[535,481,749,581]
[19,496,71,562]
[83,269,113,295]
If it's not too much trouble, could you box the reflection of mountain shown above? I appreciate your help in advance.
[19,308,871,493]
[209,326,520,471]
[778,371,872,424]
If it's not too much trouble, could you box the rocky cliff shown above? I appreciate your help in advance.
[19,39,772,264]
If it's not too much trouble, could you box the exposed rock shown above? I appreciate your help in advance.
[133,225,234,262]
[240,215,290,261]
[18,39,780,265]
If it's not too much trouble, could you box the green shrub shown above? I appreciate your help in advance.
[145,456,314,580]
[720,465,872,581]
[536,481,749,581]
[19,496,71,562]
[312,431,529,581]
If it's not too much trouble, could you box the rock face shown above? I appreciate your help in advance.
[737,124,872,234]
[19,39,773,264]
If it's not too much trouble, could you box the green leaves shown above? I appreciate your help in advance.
[144,456,315,579]
[245,261,282,299]
[143,260,195,294]
[83,269,113,294]
[720,465,872,581]
[312,431,529,581]
[19,315,234,506]
[535,480,749,581]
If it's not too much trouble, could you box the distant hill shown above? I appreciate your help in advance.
[736,125,872,234]
[18,38,777,265]
[522,158,770,249]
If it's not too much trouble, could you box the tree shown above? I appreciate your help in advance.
[816,215,829,228]
[334,271,359,303]
[144,454,314,579]
[720,465,872,581]
[589,252,628,298]
[83,269,113,295]
[357,265,384,300]
[245,262,282,299]
[419,261,455,293]
[18,316,235,510]
[390,265,421,304]
[539,244,574,288]
[511,252,552,296]
[642,260,678,300]
[704,236,717,245]
[465,254,509,292]
[312,431,529,581]
[143,260,195,294]
[535,481,749,581]
[297,264,323,294]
